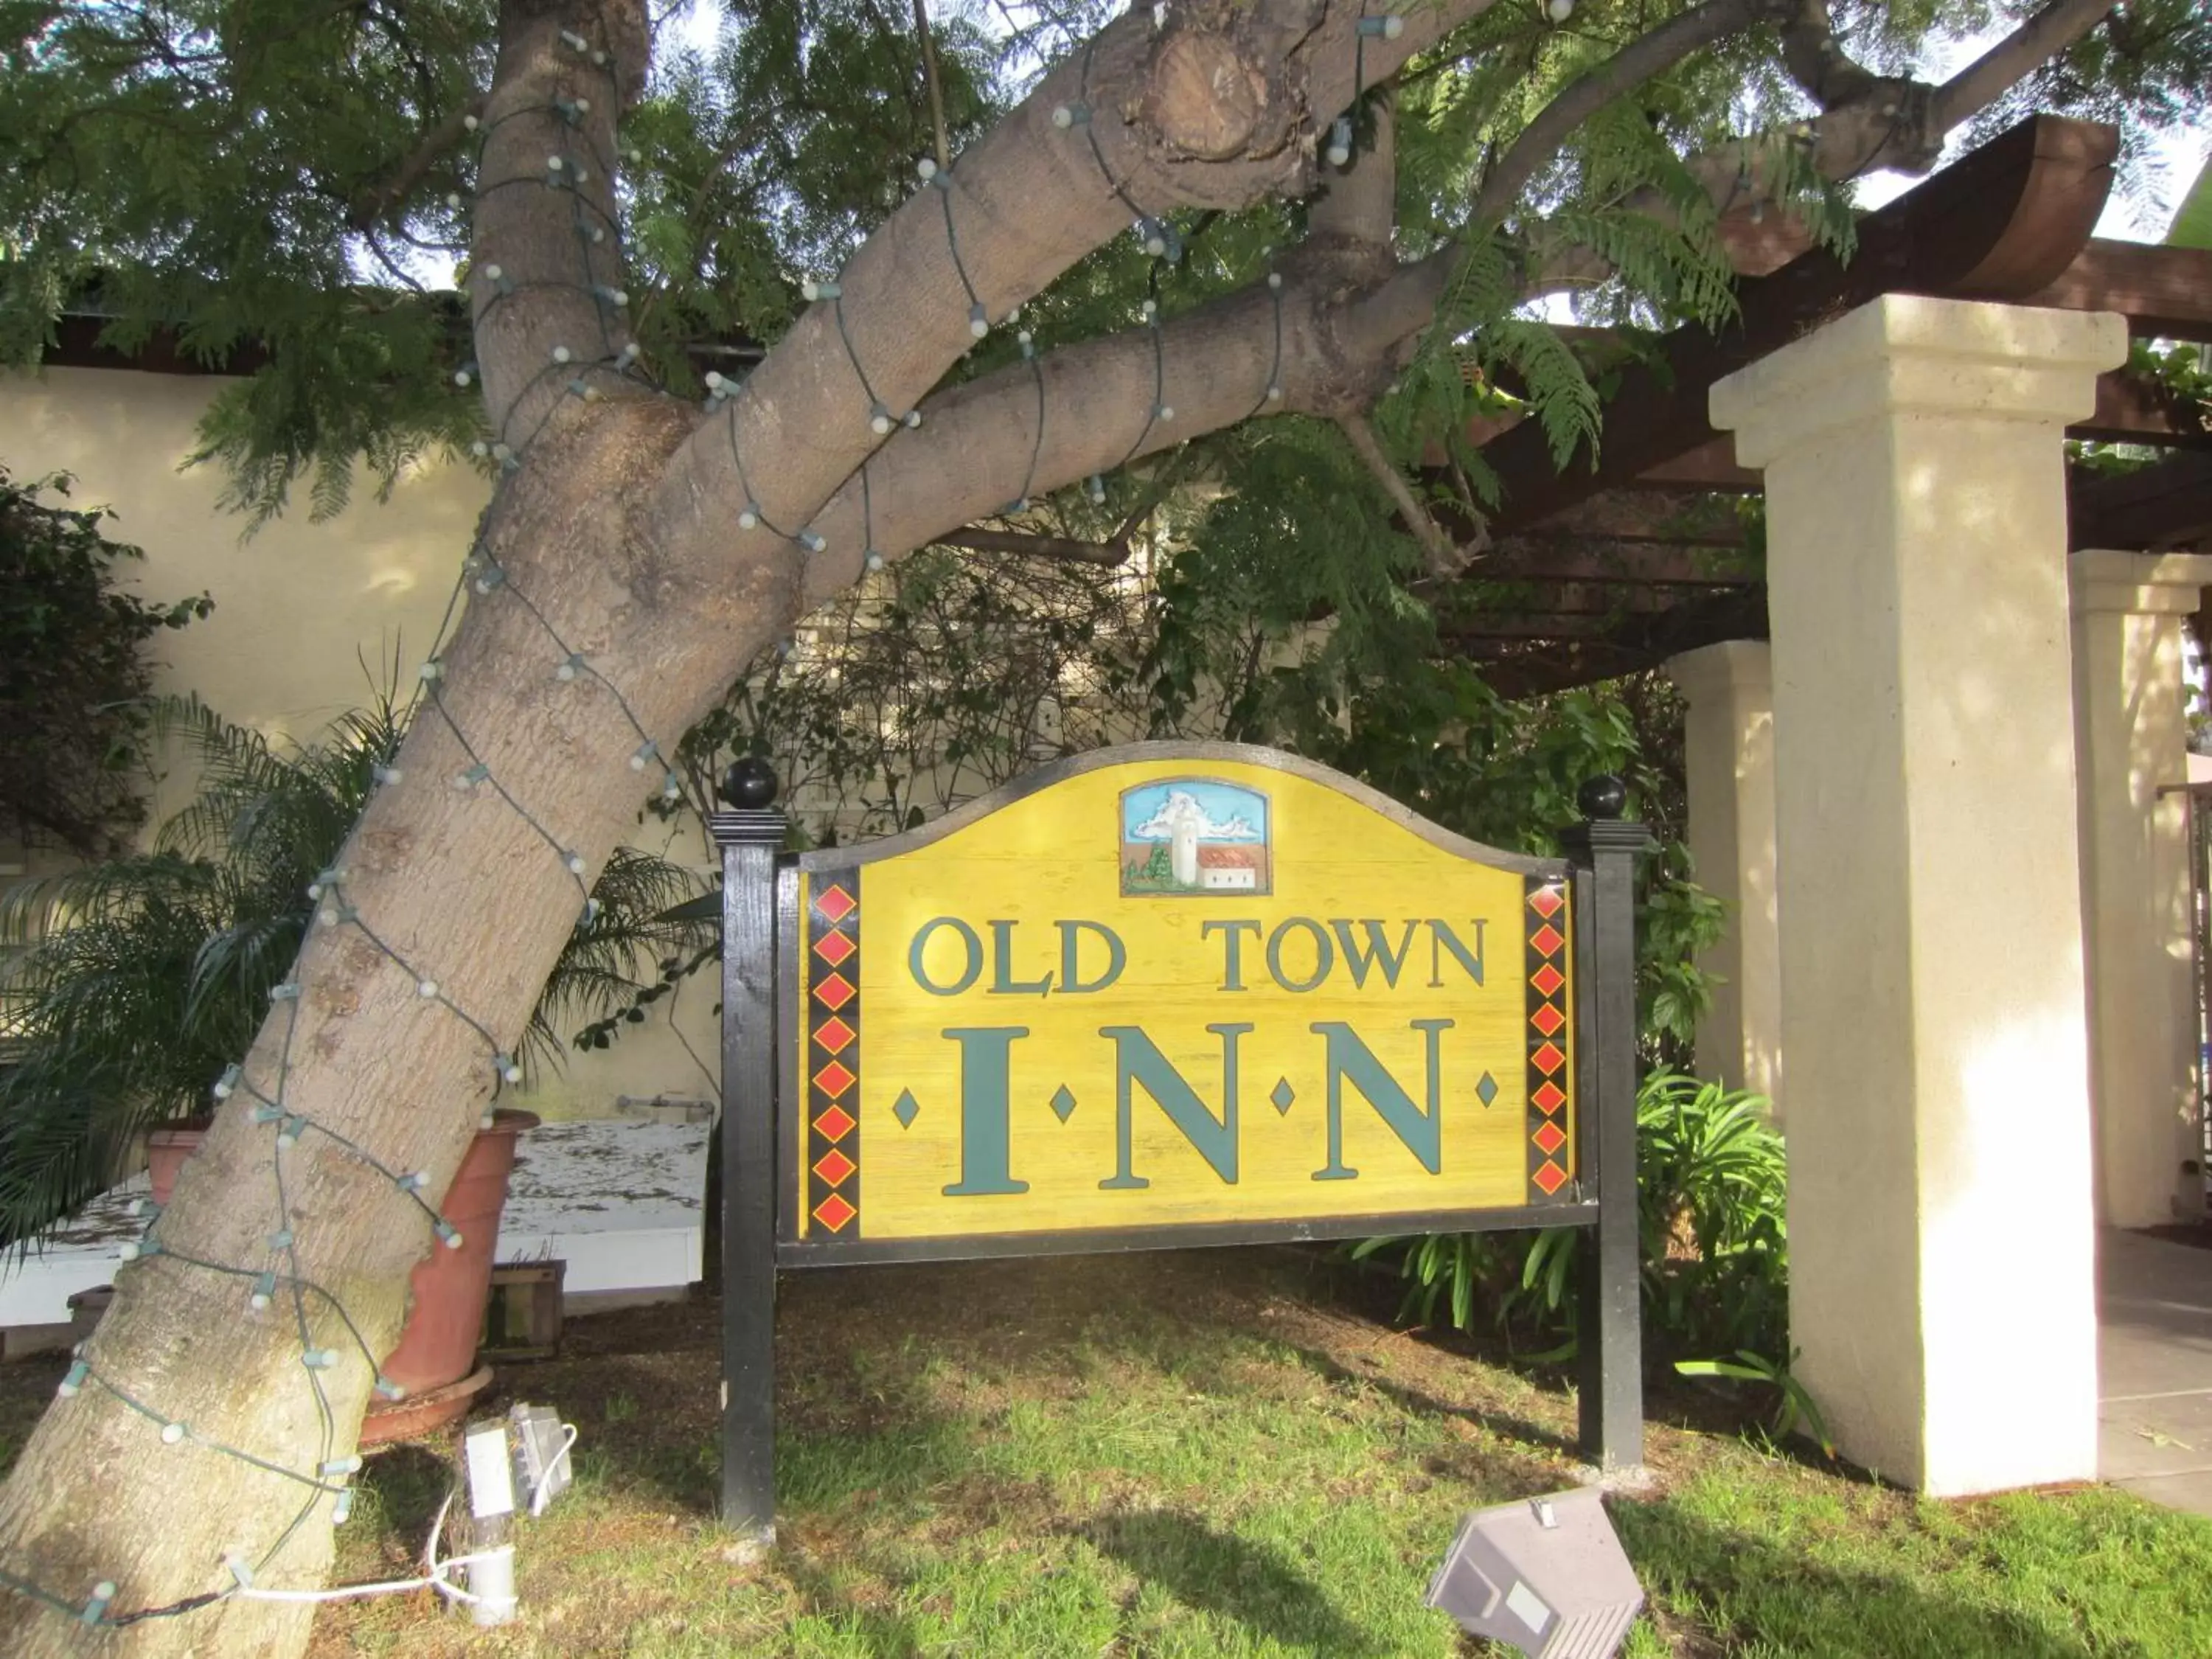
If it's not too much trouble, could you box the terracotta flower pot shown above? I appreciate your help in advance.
[145,1108,539,1398]
[377,1109,538,1394]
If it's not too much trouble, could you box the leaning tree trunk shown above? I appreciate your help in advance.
[0,0,1465,1649]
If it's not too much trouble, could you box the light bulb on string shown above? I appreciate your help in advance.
[1326,116,1353,168]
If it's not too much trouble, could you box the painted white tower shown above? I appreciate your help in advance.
[1169,816,1199,887]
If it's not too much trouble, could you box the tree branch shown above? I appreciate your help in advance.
[1308,89,1398,257]
[641,0,1500,586]
[911,0,953,173]
[1471,0,1760,226]
[1773,0,1882,111]
[469,9,639,458]
[347,100,484,232]
[937,527,1130,565]
[1931,0,2118,133]
[1337,411,1467,576]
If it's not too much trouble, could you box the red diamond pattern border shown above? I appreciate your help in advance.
[1526,877,1573,1205]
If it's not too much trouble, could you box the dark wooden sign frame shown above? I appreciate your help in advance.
[711,743,1649,1541]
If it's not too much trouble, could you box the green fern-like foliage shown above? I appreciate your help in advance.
[0,695,712,1251]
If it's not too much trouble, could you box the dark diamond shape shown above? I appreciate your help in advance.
[891,1088,920,1128]
[1270,1078,1295,1116]
[1475,1071,1498,1109]
[1049,1085,1077,1123]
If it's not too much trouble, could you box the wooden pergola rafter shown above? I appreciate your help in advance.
[1447,113,2212,698]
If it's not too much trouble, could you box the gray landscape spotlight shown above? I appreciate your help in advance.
[1425,1486,1644,1658]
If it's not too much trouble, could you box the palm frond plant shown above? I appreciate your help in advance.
[1354,1068,1790,1362]
[0,695,715,1252]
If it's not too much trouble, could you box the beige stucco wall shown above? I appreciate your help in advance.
[1713,295,2124,1495]
[1,366,483,821]
[1,363,717,1121]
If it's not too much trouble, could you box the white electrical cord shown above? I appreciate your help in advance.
[527,1423,579,1518]
[231,1422,580,1607]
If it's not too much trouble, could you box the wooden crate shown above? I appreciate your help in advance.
[481,1260,565,1362]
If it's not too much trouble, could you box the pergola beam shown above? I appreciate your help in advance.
[1472,114,2118,538]
[2020,240,2212,344]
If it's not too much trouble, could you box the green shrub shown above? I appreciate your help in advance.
[0,467,211,858]
[1354,1069,1789,1365]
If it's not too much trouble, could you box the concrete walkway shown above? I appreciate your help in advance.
[2100,1227,2212,1515]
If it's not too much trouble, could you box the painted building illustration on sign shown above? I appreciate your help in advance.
[1120,779,1273,896]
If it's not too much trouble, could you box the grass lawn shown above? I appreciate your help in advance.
[4,1248,2209,1655]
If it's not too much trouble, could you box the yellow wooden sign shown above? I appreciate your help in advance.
[778,745,1578,1253]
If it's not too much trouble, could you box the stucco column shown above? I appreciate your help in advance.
[1666,641,1781,1116]
[1710,295,2126,1495]
[2070,550,2212,1229]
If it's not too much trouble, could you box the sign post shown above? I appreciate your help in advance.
[710,758,785,1540]
[1562,776,1653,1472]
[712,742,1648,1534]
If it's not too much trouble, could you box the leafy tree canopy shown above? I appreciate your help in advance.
[2,0,2201,651]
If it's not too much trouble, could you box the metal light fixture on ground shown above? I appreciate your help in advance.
[1425,1487,1644,1658]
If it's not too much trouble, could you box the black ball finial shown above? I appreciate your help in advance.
[1578,773,1627,821]
[719,756,779,810]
